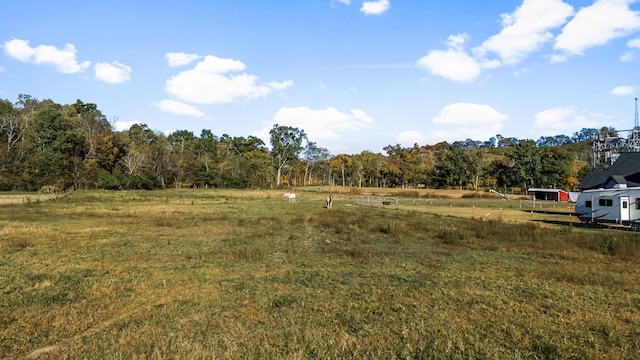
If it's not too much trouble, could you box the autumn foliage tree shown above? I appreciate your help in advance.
[0,94,591,193]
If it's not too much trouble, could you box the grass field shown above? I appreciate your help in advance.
[1,187,639,359]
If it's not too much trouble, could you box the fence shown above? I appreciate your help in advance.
[354,195,399,206]
[0,188,74,205]
[0,195,42,205]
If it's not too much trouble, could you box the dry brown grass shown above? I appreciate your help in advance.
[1,187,639,359]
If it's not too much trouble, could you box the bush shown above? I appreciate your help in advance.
[461,192,503,199]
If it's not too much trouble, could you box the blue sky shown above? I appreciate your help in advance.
[2,0,640,155]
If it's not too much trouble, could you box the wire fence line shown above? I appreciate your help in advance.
[354,195,399,206]
[0,188,74,205]
[353,196,592,229]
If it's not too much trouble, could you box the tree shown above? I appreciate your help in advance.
[329,154,352,187]
[22,105,84,189]
[193,129,218,187]
[302,141,330,186]
[269,124,306,186]
[119,124,160,189]
[67,100,119,189]
[572,128,597,143]
[433,144,469,189]
[539,146,573,188]
[0,99,27,159]
[357,151,382,187]
[487,158,516,192]
[506,140,541,191]
[240,136,272,188]
[382,144,419,187]
[168,130,196,187]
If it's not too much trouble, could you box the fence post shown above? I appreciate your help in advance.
[569,214,572,231]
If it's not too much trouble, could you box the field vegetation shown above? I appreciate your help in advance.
[1,188,639,359]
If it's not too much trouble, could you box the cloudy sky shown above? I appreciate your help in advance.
[2,0,640,154]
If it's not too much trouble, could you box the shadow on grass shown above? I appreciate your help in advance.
[532,218,637,232]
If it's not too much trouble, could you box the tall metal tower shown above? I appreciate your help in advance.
[635,97,639,129]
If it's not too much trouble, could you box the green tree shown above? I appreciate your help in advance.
[302,141,329,186]
[168,130,196,187]
[382,144,418,187]
[149,135,173,189]
[22,105,84,190]
[329,154,352,187]
[432,144,459,189]
[356,151,382,187]
[193,129,219,187]
[67,100,118,189]
[269,124,306,186]
[539,146,573,188]
[506,140,541,192]
[119,124,158,189]
[241,136,272,188]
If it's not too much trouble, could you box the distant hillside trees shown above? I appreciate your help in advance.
[0,95,595,193]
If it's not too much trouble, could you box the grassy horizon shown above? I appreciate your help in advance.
[1,188,639,359]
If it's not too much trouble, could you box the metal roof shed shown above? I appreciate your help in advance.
[527,188,570,202]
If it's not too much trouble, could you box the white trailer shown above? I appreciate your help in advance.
[575,186,640,230]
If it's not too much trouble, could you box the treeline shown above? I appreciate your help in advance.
[0,95,601,193]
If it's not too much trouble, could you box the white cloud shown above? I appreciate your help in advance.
[474,0,574,65]
[336,0,350,4]
[611,85,635,96]
[361,0,390,15]
[396,130,432,146]
[555,0,640,56]
[265,80,294,90]
[446,33,469,51]
[165,52,201,67]
[154,99,205,117]
[533,106,600,133]
[548,54,568,63]
[194,55,245,73]
[113,120,140,132]
[397,103,507,146]
[3,38,90,74]
[620,52,635,62]
[417,34,482,82]
[418,0,574,82]
[623,38,640,61]
[628,38,640,49]
[253,106,374,144]
[94,61,131,84]
[433,102,508,127]
[419,0,640,83]
[165,55,292,104]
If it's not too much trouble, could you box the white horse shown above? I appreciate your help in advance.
[284,192,296,203]
[326,194,333,209]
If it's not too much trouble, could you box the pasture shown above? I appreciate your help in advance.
[1,188,639,359]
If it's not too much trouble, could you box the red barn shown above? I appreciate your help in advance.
[527,188,570,202]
